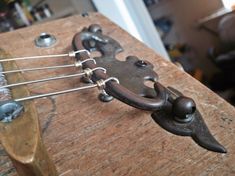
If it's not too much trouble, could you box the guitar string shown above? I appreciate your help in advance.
[15,77,119,102]
[0,58,96,74]
[0,67,106,89]
[0,49,119,102]
[0,49,90,62]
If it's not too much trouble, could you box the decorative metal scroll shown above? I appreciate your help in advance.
[72,24,226,153]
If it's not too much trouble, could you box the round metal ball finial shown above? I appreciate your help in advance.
[172,96,196,123]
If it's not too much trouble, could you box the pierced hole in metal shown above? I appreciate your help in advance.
[40,33,51,39]
[88,39,96,48]
[144,79,154,88]
[91,51,102,58]
[191,106,196,114]
[115,52,126,61]
[135,60,148,67]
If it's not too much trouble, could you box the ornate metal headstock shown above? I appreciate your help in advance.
[0,24,226,176]
[72,24,226,153]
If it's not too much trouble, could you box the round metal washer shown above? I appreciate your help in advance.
[35,33,57,48]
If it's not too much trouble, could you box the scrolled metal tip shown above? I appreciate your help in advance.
[151,109,227,153]
[193,133,227,153]
[191,112,227,153]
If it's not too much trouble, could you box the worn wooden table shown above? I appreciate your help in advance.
[0,13,235,176]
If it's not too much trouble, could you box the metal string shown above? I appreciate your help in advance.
[0,49,90,62]
[1,58,96,74]
[0,49,119,102]
[15,77,119,102]
[0,67,106,89]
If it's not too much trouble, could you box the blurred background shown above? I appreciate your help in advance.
[0,0,235,105]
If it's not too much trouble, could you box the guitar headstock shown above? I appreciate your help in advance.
[0,23,227,176]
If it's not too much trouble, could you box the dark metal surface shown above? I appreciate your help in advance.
[73,25,167,111]
[96,56,158,98]
[72,24,227,153]
[98,90,114,102]
[153,87,227,153]
[152,110,227,153]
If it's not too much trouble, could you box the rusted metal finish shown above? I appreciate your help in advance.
[72,24,226,153]
[73,25,167,111]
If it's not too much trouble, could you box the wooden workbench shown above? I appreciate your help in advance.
[0,13,235,176]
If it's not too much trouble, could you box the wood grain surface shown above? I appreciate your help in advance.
[0,13,235,176]
[0,49,57,176]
